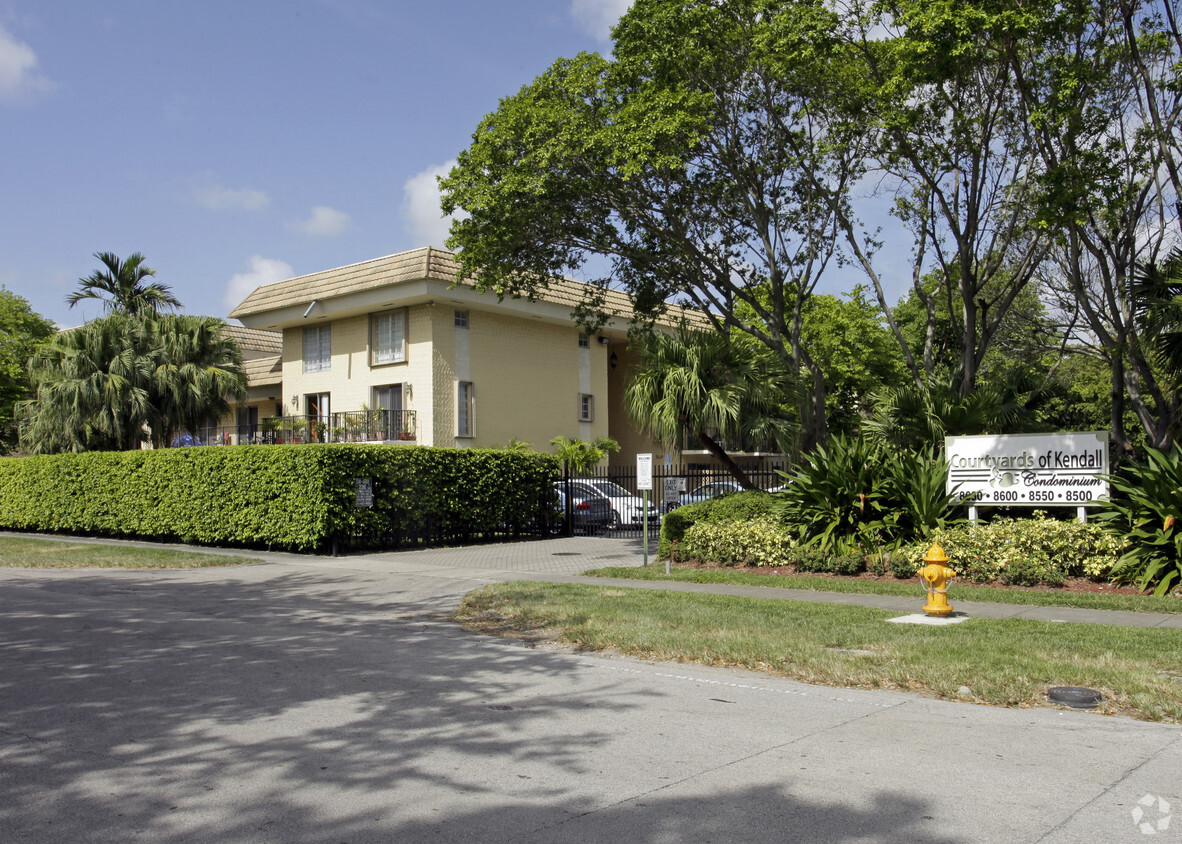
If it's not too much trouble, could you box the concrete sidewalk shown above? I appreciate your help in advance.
[6,530,1181,628]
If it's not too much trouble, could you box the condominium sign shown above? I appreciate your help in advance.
[945,432,1108,507]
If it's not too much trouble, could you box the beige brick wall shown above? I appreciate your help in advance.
[426,308,611,452]
[260,304,635,457]
[275,307,431,435]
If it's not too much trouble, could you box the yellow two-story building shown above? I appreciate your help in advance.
[226,246,670,467]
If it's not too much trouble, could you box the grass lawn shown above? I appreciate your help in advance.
[0,536,261,569]
[584,566,1182,614]
[457,582,1182,724]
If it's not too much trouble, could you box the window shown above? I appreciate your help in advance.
[303,325,331,373]
[457,381,474,437]
[371,310,406,365]
[454,310,468,328]
[578,332,589,348]
[579,393,594,422]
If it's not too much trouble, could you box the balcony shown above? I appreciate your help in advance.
[194,409,416,447]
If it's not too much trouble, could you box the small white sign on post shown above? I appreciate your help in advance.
[636,453,653,567]
[637,453,653,491]
[945,432,1109,512]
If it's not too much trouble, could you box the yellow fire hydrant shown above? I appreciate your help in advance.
[919,543,956,617]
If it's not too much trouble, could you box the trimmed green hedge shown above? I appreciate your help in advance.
[0,445,558,553]
[660,490,774,557]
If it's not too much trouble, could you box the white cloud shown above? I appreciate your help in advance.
[194,183,270,211]
[290,205,350,237]
[0,24,53,103]
[402,160,463,247]
[223,255,294,311]
[569,0,632,41]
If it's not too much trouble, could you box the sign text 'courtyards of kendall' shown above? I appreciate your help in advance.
[945,432,1109,508]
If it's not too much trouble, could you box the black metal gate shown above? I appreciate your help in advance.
[561,463,783,538]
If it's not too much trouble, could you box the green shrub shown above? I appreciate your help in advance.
[679,516,793,567]
[894,515,1124,587]
[773,438,962,555]
[1098,447,1182,595]
[659,490,774,557]
[786,546,866,575]
[0,445,558,553]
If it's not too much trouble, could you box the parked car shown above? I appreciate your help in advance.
[570,478,660,528]
[553,482,615,535]
[677,480,745,509]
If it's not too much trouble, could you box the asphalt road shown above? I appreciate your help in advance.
[0,538,1179,843]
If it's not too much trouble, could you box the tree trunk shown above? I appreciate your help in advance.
[696,429,755,489]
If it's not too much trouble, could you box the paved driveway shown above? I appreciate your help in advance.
[0,537,1179,842]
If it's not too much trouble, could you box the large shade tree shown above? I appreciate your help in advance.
[998,0,1182,452]
[441,0,867,449]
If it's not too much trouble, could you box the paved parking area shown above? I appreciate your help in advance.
[0,533,1179,842]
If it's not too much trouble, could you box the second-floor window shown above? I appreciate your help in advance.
[303,325,331,373]
[372,310,406,365]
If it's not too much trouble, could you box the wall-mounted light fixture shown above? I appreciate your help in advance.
[405,383,413,400]
[609,352,619,369]
[290,395,300,411]
[598,336,611,345]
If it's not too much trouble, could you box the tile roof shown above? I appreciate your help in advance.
[221,324,282,355]
[228,246,707,328]
[242,355,281,387]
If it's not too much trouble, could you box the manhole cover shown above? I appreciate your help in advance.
[1048,686,1103,709]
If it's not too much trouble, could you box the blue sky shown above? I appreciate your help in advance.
[0,0,633,327]
[2,0,907,331]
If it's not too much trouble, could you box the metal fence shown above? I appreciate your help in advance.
[562,463,784,538]
[194,410,417,447]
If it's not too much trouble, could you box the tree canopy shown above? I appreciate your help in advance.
[19,313,246,453]
[0,287,56,453]
[18,258,245,454]
[442,0,860,448]
[443,0,1182,454]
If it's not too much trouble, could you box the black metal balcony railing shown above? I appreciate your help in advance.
[193,410,416,447]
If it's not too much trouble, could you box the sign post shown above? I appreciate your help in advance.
[661,477,686,575]
[637,453,653,567]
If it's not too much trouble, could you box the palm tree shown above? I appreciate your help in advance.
[862,369,1051,452]
[18,314,246,453]
[67,252,181,317]
[19,314,156,452]
[624,326,799,488]
[550,435,620,473]
[148,315,246,447]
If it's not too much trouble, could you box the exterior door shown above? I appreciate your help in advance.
[373,385,402,439]
[305,393,330,441]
